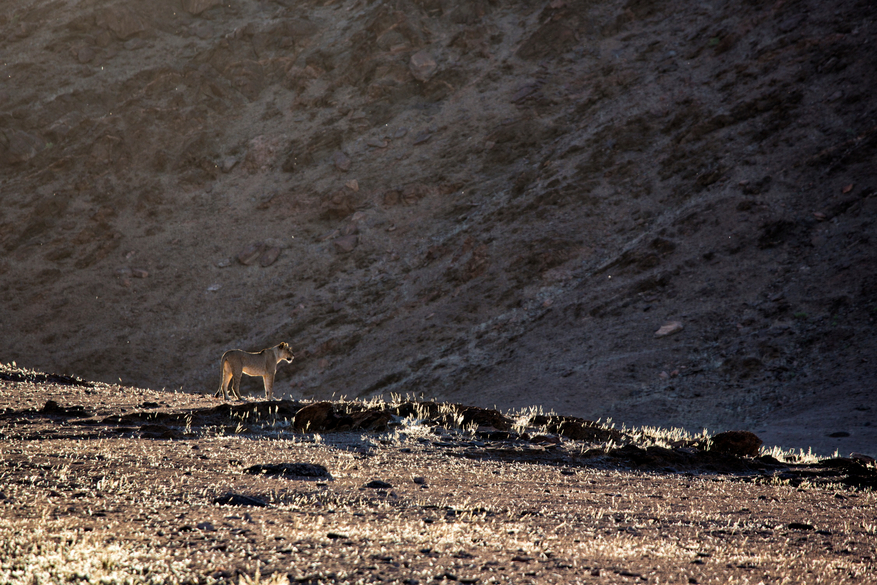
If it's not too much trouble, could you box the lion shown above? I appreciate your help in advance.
[215,342,294,401]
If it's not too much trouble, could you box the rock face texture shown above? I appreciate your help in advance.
[0,0,875,454]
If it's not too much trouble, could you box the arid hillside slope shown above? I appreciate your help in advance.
[1,0,875,455]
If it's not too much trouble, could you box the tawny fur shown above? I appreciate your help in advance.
[215,342,294,401]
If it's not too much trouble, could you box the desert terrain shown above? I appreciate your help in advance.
[1,368,876,584]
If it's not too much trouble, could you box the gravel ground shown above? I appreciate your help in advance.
[1,371,875,584]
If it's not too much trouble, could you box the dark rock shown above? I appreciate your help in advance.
[364,480,392,489]
[349,410,393,431]
[40,400,91,418]
[293,401,336,432]
[333,234,359,253]
[237,242,266,265]
[138,424,181,439]
[655,321,684,338]
[409,51,437,82]
[531,414,623,443]
[333,151,351,171]
[456,406,512,431]
[710,431,762,457]
[259,246,281,267]
[213,493,268,507]
[327,532,348,539]
[788,522,815,531]
[245,463,332,479]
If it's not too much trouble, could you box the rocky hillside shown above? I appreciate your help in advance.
[1,0,875,455]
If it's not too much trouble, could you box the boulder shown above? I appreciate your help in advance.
[710,430,762,457]
[293,401,335,432]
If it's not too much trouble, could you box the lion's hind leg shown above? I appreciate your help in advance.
[217,360,234,400]
[231,370,244,400]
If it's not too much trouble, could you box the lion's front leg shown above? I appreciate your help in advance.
[262,374,275,400]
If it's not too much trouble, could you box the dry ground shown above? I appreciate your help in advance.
[1,370,875,584]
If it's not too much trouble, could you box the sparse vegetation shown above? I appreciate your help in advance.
[0,373,874,584]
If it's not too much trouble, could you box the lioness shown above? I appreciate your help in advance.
[215,342,294,401]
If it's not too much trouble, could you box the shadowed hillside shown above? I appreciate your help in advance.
[1,0,875,455]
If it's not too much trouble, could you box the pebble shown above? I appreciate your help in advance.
[412,131,432,145]
[237,242,265,265]
[409,50,437,82]
[333,151,351,171]
[259,247,281,267]
[654,321,683,338]
[333,235,358,253]
[221,157,237,173]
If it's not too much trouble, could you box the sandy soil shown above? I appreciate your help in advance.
[1,370,875,584]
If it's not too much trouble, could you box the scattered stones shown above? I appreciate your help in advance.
[654,321,684,338]
[366,138,388,148]
[710,431,762,457]
[131,268,149,278]
[345,179,359,192]
[196,521,216,532]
